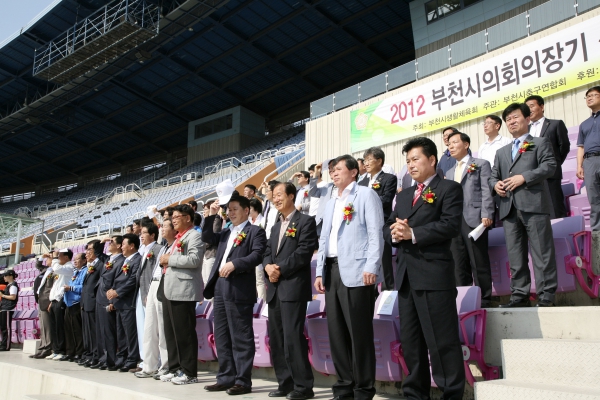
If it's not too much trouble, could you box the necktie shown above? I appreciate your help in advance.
[412,183,425,206]
[454,161,464,182]
[511,139,520,160]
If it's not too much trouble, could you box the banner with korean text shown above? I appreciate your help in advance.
[350,15,600,153]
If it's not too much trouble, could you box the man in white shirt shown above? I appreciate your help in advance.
[478,114,512,167]
[357,158,368,183]
[290,171,311,215]
[44,249,75,361]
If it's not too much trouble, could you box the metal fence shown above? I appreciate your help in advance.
[310,0,596,119]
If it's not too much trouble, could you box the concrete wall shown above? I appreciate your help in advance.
[306,8,600,174]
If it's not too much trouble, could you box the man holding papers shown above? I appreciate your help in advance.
[446,131,494,307]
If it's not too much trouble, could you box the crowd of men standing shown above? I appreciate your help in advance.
[1,92,598,400]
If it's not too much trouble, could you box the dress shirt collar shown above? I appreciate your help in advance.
[592,111,600,118]
[231,220,248,233]
[484,134,503,144]
[514,132,530,144]
[369,170,383,181]
[88,258,98,267]
[417,173,436,188]
[124,253,135,263]
[279,209,297,223]
[143,241,156,256]
[530,116,545,126]
[334,181,356,199]
[457,153,471,165]
[444,148,451,156]
[109,253,121,262]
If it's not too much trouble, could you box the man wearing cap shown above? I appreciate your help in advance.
[0,269,19,351]
[203,195,267,395]
[30,258,53,359]
[43,249,75,361]
[309,159,337,235]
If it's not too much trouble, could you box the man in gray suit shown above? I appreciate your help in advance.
[446,131,494,307]
[309,159,337,232]
[490,103,558,307]
[158,204,205,385]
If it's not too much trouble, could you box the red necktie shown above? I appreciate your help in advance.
[412,183,425,206]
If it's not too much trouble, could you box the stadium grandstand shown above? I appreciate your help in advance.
[1,0,600,399]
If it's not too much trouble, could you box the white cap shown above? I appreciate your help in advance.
[216,179,235,205]
[58,248,70,253]
[382,164,395,175]
[323,158,332,173]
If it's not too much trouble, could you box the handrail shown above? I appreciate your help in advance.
[262,149,306,183]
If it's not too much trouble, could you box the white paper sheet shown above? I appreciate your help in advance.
[376,290,398,315]
[468,223,486,241]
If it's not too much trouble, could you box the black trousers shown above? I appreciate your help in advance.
[0,310,14,350]
[97,302,117,366]
[381,240,395,290]
[64,302,84,357]
[116,308,139,368]
[398,274,465,400]
[547,178,567,219]
[268,294,314,393]
[160,282,198,378]
[324,260,376,400]
[213,278,255,387]
[450,216,492,303]
[81,308,97,362]
[49,300,67,354]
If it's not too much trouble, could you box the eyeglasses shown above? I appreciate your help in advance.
[363,158,378,164]
[585,93,600,99]
[482,121,498,126]
[85,248,94,252]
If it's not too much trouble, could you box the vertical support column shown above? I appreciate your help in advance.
[14,219,22,265]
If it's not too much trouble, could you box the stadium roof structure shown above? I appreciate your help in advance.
[0,0,415,195]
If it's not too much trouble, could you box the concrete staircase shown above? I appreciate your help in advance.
[475,339,600,399]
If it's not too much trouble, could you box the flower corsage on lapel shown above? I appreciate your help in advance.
[87,264,95,274]
[233,231,247,248]
[46,273,55,282]
[518,141,534,153]
[466,163,478,173]
[285,223,297,237]
[343,203,355,225]
[371,181,381,190]
[122,263,130,275]
[146,250,154,260]
[304,190,309,198]
[421,187,437,204]
[105,261,113,270]
[176,240,185,253]
[71,274,77,281]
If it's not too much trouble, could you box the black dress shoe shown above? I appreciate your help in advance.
[536,299,555,307]
[59,356,72,362]
[34,351,52,359]
[269,390,291,397]
[107,365,121,371]
[330,396,354,400]
[70,356,80,362]
[205,383,233,392]
[28,354,37,359]
[99,365,107,370]
[226,385,252,395]
[499,298,531,308]
[287,390,314,400]
[89,362,103,369]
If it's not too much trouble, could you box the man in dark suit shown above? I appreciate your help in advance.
[263,182,316,400]
[490,102,558,307]
[107,234,142,372]
[203,195,267,395]
[30,258,52,359]
[359,146,397,290]
[90,236,124,370]
[446,131,495,307]
[525,95,570,218]
[385,137,465,400]
[79,240,108,366]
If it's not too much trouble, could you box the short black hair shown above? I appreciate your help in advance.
[188,200,198,210]
[585,86,600,96]
[363,146,385,164]
[79,253,87,262]
[308,164,316,171]
[111,235,123,246]
[249,198,263,214]
[140,216,152,228]
[442,126,458,135]
[402,137,438,169]
[485,114,502,127]
[204,200,213,209]
[193,213,202,227]
[268,180,280,192]
[123,233,140,250]
[300,170,310,180]
[525,95,544,106]
[357,158,364,163]
[126,224,133,230]
[333,155,360,181]
[86,239,103,258]
[244,184,257,193]
[229,194,250,209]
[165,207,174,217]
[132,219,141,226]
[275,182,297,202]
[502,103,530,121]
[447,131,470,145]
[173,204,195,221]
[328,159,336,167]
[143,223,159,240]
[62,249,74,260]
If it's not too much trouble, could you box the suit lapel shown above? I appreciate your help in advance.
[540,120,550,137]
[460,156,471,182]
[336,184,359,233]
[277,211,301,255]
[226,223,251,260]
[510,134,533,167]
[407,175,440,219]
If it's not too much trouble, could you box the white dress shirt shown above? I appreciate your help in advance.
[453,154,471,182]
[142,241,156,258]
[309,181,326,217]
[152,244,169,279]
[219,221,249,270]
[49,259,74,302]
[138,242,146,256]
[478,134,512,167]
[294,185,309,207]
[368,170,383,188]
[265,205,279,239]
[528,117,545,137]
[249,213,265,227]
[326,181,356,258]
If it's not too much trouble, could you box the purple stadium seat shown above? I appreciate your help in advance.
[372,291,406,382]
[305,295,336,376]
[567,125,579,142]
[195,301,216,362]
[11,320,19,344]
[252,301,272,368]
[311,255,318,295]
[568,189,591,230]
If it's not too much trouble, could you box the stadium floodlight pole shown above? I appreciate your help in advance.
[14,219,22,265]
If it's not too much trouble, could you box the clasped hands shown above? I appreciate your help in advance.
[265,264,281,283]
[494,174,525,197]
[390,218,413,242]
[106,289,119,300]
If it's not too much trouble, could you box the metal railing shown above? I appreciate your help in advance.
[310,0,597,119]
[33,0,160,77]
[134,158,187,190]
[262,149,306,183]
[56,223,114,243]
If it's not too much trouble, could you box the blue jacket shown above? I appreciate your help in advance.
[64,267,87,307]
[316,183,384,287]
